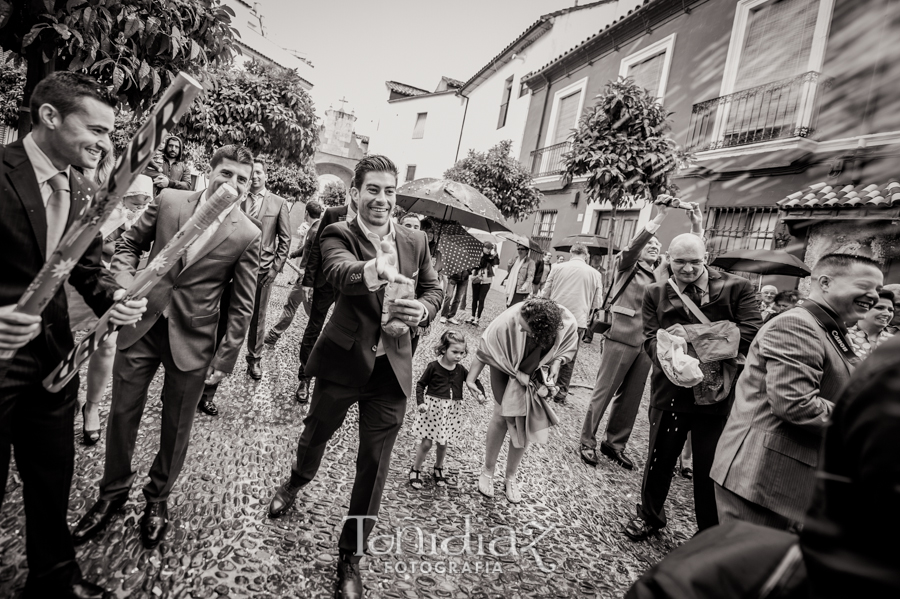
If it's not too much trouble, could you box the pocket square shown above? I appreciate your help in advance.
[411,270,419,278]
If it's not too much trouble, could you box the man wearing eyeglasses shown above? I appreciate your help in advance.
[623,233,761,542]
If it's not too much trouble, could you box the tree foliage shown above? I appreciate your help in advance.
[563,77,684,207]
[260,155,318,201]
[181,60,319,163]
[0,54,24,127]
[319,179,346,207]
[0,0,239,132]
[444,140,542,222]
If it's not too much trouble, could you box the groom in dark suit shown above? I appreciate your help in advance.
[267,156,442,598]
[0,72,146,599]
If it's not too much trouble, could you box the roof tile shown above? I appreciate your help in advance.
[778,180,900,209]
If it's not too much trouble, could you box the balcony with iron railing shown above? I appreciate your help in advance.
[530,141,571,178]
[686,71,828,153]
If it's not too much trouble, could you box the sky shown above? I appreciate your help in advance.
[260,0,588,137]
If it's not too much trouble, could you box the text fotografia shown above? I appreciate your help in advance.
[342,515,559,573]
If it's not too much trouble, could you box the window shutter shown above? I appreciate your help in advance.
[412,113,427,139]
[628,52,666,97]
[405,165,417,182]
[553,91,580,145]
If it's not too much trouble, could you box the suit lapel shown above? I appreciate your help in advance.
[348,218,384,306]
[5,143,47,258]
[177,191,201,230]
[707,268,725,304]
[184,206,238,270]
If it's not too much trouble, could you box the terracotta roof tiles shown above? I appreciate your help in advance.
[778,181,900,209]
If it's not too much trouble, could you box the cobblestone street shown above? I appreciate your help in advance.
[0,277,697,598]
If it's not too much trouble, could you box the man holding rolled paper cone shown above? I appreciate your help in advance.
[0,72,147,599]
[72,145,261,551]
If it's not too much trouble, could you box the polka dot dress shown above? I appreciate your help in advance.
[410,396,465,446]
[847,325,894,360]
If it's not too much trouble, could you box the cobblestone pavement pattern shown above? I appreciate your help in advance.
[0,273,697,598]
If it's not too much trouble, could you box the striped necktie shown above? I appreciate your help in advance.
[246,193,262,219]
[46,172,70,255]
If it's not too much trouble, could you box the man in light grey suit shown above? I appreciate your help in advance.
[72,145,261,550]
[711,253,884,530]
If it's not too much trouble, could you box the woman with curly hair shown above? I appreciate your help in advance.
[466,298,579,502]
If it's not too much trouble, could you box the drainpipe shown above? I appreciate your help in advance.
[454,91,470,163]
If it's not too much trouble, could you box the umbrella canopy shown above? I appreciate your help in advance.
[554,234,620,256]
[469,230,501,246]
[397,178,510,233]
[431,221,485,277]
[710,249,811,277]
[496,231,543,253]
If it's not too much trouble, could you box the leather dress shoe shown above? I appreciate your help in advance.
[623,516,660,542]
[198,398,219,416]
[294,379,310,404]
[268,480,302,518]
[247,359,263,380]
[140,501,169,549]
[73,496,127,545]
[579,444,598,467]
[264,330,279,346]
[336,557,363,599]
[600,442,634,470]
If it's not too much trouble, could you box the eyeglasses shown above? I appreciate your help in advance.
[671,259,703,268]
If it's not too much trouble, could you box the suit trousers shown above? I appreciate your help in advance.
[555,327,586,400]
[289,356,406,559]
[714,483,797,531]
[270,277,307,338]
[100,318,208,503]
[470,282,490,318]
[638,407,726,532]
[246,271,273,360]
[297,284,335,379]
[580,339,651,451]
[0,347,81,593]
[441,279,468,318]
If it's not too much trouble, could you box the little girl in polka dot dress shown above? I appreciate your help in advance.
[409,330,485,489]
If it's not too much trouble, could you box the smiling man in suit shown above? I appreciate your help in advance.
[712,254,882,530]
[72,145,261,550]
[0,72,147,599]
[625,234,762,542]
[266,155,442,598]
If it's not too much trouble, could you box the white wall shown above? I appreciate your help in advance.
[368,92,466,184]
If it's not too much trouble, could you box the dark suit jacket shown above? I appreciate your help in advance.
[304,219,443,396]
[253,190,291,274]
[0,140,118,383]
[642,268,762,414]
[113,189,261,373]
[301,204,348,289]
[297,219,320,270]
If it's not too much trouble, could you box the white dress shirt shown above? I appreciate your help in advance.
[356,215,401,356]
[22,133,71,206]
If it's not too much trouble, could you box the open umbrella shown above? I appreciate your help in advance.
[431,221,485,276]
[554,234,620,256]
[397,178,510,233]
[496,231,543,253]
[711,249,811,277]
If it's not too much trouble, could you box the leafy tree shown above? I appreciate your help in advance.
[0,0,239,135]
[0,53,25,128]
[563,77,686,267]
[261,156,318,202]
[319,179,346,208]
[444,140,542,222]
[181,60,319,164]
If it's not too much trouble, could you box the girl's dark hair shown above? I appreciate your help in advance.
[434,330,467,356]
[520,298,564,348]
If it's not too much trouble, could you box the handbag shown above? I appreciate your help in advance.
[588,265,639,334]
[667,279,741,405]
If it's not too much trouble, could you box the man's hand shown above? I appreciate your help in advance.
[153,175,170,189]
[0,305,41,351]
[666,324,688,338]
[375,240,411,285]
[261,269,278,287]
[204,367,226,386]
[389,298,426,327]
[108,289,147,327]
[687,202,703,229]
[653,196,672,222]
[302,286,313,303]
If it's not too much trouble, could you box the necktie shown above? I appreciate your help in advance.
[246,193,262,219]
[46,172,70,255]
[685,283,703,323]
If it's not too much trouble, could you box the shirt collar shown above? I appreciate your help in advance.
[347,202,357,221]
[199,189,235,224]
[356,213,395,245]
[676,267,709,294]
[22,133,71,185]
[808,298,848,333]
[251,187,267,199]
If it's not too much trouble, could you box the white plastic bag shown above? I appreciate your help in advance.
[656,329,704,388]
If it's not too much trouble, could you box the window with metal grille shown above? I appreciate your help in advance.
[704,206,779,262]
[498,76,514,129]
[405,165,416,182]
[532,210,558,239]
[591,210,640,247]
[412,113,427,139]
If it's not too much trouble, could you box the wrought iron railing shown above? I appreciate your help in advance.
[530,141,571,178]
[530,235,554,253]
[686,71,827,153]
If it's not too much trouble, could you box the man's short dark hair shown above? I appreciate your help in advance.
[570,243,589,257]
[210,145,254,170]
[30,71,117,123]
[305,200,323,219]
[812,253,881,277]
[352,155,398,190]
[773,290,798,304]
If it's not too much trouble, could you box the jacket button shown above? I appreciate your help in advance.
[173,285,179,290]
[372,345,377,352]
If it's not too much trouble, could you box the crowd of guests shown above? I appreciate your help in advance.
[2,71,898,599]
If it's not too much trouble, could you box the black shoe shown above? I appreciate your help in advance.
[553,395,567,405]
[81,404,100,446]
[579,444,598,467]
[623,516,660,542]
[140,501,168,549]
[264,330,279,346]
[198,398,219,416]
[247,359,263,380]
[600,442,634,470]
[72,496,128,545]
[268,480,302,518]
[294,379,310,404]
[336,556,363,599]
